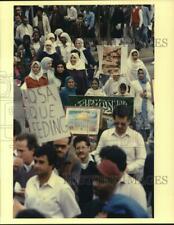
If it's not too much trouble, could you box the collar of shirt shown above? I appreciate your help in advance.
[81,154,95,170]
[111,126,131,138]
[24,161,35,173]
[34,171,57,189]
[117,172,135,185]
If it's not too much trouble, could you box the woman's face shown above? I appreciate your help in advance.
[47,61,52,69]
[75,40,82,49]
[138,69,145,80]
[91,80,99,90]
[67,79,75,88]
[132,51,138,61]
[60,36,67,45]
[45,44,52,52]
[57,64,65,74]
[32,63,40,74]
[49,37,55,43]
[70,55,77,65]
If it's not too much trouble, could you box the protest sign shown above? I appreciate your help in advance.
[22,84,70,144]
[66,107,101,135]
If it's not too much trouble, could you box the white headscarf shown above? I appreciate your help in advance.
[66,52,86,70]
[40,57,53,73]
[44,39,56,54]
[55,28,63,46]
[74,38,87,64]
[60,32,74,47]
[29,61,43,80]
[126,49,150,81]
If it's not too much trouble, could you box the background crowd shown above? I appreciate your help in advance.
[13,5,154,219]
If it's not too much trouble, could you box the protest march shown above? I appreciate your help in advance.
[13,5,154,218]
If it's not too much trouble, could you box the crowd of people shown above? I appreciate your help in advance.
[13,5,154,218]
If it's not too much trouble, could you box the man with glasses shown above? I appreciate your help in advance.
[93,105,146,180]
[52,137,81,200]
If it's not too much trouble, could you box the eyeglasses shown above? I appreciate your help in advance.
[53,144,67,149]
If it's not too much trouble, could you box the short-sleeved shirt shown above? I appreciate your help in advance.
[25,171,81,218]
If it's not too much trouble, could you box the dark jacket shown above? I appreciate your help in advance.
[56,151,81,199]
[78,159,97,210]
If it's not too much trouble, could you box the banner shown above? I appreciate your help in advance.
[68,95,134,118]
[22,84,70,144]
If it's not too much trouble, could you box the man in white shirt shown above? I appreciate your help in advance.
[15,16,33,41]
[98,145,147,210]
[33,7,51,37]
[25,143,81,218]
[93,104,146,179]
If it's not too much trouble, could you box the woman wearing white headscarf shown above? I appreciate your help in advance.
[37,39,61,67]
[58,32,74,63]
[126,49,150,82]
[66,52,88,95]
[54,28,63,46]
[131,67,153,141]
[40,57,61,89]
[74,38,97,82]
[24,61,48,89]
[46,32,62,56]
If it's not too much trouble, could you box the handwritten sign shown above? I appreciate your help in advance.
[22,84,70,144]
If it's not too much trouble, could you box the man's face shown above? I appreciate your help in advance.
[33,32,40,42]
[93,175,116,201]
[75,141,90,162]
[22,18,28,26]
[53,138,69,158]
[34,155,53,178]
[114,116,129,135]
[37,10,43,17]
[56,64,64,74]
[16,139,34,165]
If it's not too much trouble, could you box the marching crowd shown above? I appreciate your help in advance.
[13,5,154,218]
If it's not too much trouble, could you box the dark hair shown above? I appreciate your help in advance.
[34,143,57,168]
[78,13,84,18]
[99,145,127,171]
[16,133,38,151]
[14,119,22,137]
[23,34,31,42]
[71,49,81,57]
[73,135,90,148]
[55,60,66,70]
[16,209,45,218]
[92,78,99,86]
[112,105,130,120]
[37,7,44,13]
[119,83,127,91]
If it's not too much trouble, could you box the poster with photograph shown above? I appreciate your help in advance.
[97,45,128,75]
[66,107,101,135]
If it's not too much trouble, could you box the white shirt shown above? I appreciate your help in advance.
[115,172,147,210]
[81,154,95,170]
[15,24,33,39]
[24,161,35,173]
[93,127,146,174]
[25,171,81,218]
[67,6,77,21]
